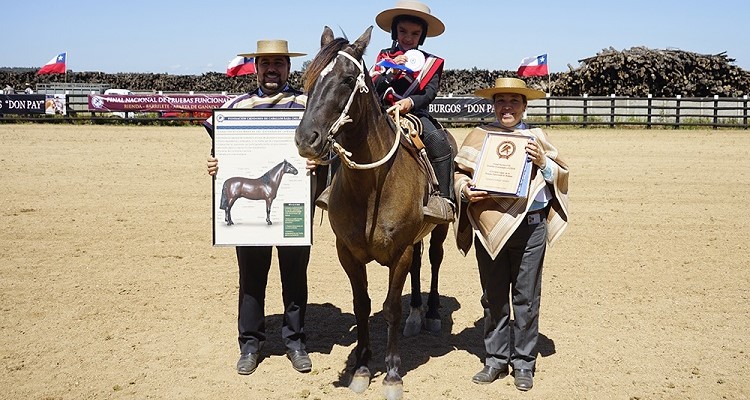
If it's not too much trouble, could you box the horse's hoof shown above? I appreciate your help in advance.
[403,307,422,337]
[425,318,441,335]
[403,321,421,337]
[383,376,404,400]
[267,221,272,225]
[349,366,370,394]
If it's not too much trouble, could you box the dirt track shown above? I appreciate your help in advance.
[1,124,748,399]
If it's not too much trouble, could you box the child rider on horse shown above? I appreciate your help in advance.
[370,1,455,225]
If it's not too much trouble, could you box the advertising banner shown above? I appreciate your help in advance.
[45,94,67,115]
[428,96,495,120]
[0,94,47,114]
[87,94,233,112]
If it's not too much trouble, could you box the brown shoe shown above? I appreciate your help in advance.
[423,196,455,224]
[315,186,330,211]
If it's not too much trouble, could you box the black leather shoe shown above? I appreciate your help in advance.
[514,369,533,391]
[286,349,312,373]
[236,353,259,375]
[471,365,508,384]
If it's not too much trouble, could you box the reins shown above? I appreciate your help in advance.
[320,50,401,170]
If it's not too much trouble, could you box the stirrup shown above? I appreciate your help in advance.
[423,196,455,224]
[315,186,331,211]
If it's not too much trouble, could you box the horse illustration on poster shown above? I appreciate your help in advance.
[219,159,298,225]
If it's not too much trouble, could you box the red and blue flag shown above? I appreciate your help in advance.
[37,52,67,75]
[226,56,255,77]
[517,54,548,77]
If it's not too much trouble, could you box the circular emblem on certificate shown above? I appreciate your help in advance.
[496,140,516,159]
[403,49,425,72]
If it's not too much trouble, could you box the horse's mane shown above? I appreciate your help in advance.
[302,37,350,93]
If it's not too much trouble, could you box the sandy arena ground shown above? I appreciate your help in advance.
[1,124,748,400]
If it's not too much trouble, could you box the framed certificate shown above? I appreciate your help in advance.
[472,132,533,198]
[212,108,311,246]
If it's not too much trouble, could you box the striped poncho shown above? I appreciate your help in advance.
[203,85,306,137]
[453,125,569,260]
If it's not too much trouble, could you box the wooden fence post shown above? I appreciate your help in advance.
[713,95,719,130]
[610,94,615,128]
[582,93,588,128]
[647,94,652,129]
[744,95,748,129]
[675,94,681,129]
[545,93,551,127]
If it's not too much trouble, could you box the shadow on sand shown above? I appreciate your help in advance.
[263,293,556,387]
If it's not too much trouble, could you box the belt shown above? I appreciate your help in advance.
[526,208,546,225]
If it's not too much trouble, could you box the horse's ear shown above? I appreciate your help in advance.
[321,26,335,48]
[351,26,373,59]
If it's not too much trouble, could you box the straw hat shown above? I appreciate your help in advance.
[238,40,306,58]
[376,1,445,37]
[474,77,546,100]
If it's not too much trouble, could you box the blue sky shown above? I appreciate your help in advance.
[3,0,748,75]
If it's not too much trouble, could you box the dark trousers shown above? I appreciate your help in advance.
[418,115,455,202]
[236,245,310,354]
[475,210,547,371]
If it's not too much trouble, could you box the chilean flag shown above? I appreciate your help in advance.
[37,52,67,75]
[517,54,548,77]
[226,56,255,77]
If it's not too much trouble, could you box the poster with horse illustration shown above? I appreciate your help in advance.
[212,109,311,246]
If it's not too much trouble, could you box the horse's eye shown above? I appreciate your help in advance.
[342,76,355,86]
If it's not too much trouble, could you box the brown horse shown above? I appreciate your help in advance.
[219,159,298,225]
[295,26,454,400]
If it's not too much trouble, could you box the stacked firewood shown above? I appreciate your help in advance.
[552,47,750,97]
[2,47,748,97]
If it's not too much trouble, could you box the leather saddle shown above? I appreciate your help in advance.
[388,110,440,195]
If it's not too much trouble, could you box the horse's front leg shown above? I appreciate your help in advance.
[383,245,414,400]
[265,199,272,225]
[425,224,448,334]
[404,241,423,337]
[337,241,371,394]
[225,201,235,226]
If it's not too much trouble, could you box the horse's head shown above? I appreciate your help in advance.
[283,159,299,175]
[295,26,373,161]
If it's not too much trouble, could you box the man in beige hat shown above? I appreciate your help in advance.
[204,39,324,377]
[370,1,455,225]
[454,77,569,391]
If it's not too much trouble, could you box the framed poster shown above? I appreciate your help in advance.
[472,132,533,198]
[212,108,310,246]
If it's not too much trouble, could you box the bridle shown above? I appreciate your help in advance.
[317,50,401,170]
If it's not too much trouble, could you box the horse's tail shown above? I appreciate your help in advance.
[219,180,229,210]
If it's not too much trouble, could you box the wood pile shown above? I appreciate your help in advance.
[552,46,750,97]
[2,47,748,97]
[438,69,560,96]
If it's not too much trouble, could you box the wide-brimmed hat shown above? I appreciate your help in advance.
[238,40,306,58]
[474,77,546,100]
[376,1,445,37]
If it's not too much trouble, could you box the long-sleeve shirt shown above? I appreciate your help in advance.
[369,46,443,115]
